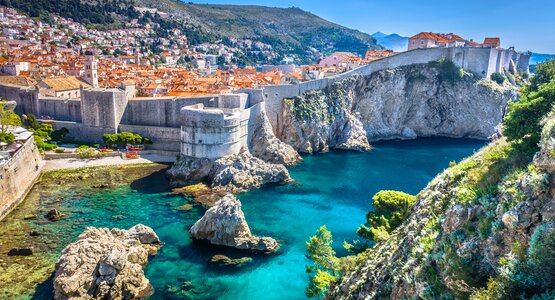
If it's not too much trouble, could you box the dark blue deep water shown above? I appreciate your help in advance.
[23,138,485,299]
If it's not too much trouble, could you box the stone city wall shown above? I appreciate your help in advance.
[118,124,181,152]
[0,137,43,221]
[39,97,82,122]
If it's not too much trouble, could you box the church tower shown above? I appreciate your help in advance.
[84,54,98,88]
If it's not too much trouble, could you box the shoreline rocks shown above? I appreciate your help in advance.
[168,151,292,193]
[189,194,279,253]
[53,224,160,300]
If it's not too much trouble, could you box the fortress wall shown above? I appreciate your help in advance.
[238,88,265,106]
[0,83,38,115]
[260,84,300,135]
[81,89,118,128]
[50,120,116,142]
[0,137,43,221]
[122,96,215,127]
[118,124,181,152]
[451,47,495,78]
[38,97,82,122]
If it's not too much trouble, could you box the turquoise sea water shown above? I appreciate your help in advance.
[28,138,485,299]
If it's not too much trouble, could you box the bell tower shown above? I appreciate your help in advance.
[84,53,98,88]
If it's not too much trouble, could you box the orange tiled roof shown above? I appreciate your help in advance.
[410,32,466,43]
[483,37,500,45]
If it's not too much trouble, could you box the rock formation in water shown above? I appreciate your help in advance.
[168,151,292,193]
[280,63,518,153]
[328,108,555,299]
[189,194,279,253]
[53,224,160,300]
[209,151,292,193]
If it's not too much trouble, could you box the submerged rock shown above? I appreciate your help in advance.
[171,183,225,207]
[8,247,33,256]
[189,194,279,253]
[23,214,37,220]
[46,209,65,221]
[53,224,161,300]
[210,254,253,267]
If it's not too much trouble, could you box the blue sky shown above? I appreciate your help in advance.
[188,0,555,53]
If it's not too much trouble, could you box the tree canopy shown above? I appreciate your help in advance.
[0,99,21,134]
[357,190,416,243]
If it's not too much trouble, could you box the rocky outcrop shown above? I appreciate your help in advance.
[168,151,292,193]
[209,151,292,193]
[167,156,214,187]
[328,110,555,299]
[53,224,160,300]
[248,107,301,166]
[189,194,279,253]
[280,64,517,153]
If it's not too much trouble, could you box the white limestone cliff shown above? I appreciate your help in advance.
[279,63,517,153]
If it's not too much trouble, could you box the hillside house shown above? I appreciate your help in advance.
[318,52,360,68]
[483,37,501,48]
[408,32,467,50]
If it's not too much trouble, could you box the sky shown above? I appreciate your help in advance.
[188,0,555,53]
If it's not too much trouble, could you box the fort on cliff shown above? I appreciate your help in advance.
[0,47,530,158]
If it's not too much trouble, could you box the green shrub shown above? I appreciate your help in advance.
[54,148,65,153]
[490,72,506,85]
[503,80,555,154]
[23,113,40,130]
[50,127,69,142]
[434,57,464,84]
[357,190,416,241]
[102,132,148,148]
[0,132,14,144]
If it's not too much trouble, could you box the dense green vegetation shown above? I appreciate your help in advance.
[0,99,20,145]
[503,61,555,155]
[102,132,151,148]
[0,99,21,135]
[490,72,506,85]
[305,226,338,298]
[429,57,465,84]
[357,191,416,243]
[0,0,133,24]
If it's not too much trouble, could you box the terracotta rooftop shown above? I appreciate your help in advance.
[39,76,90,91]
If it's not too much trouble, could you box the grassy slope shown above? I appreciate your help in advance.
[137,0,381,55]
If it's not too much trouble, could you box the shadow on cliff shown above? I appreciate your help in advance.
[129,164,173,194]
[31,273,54,299]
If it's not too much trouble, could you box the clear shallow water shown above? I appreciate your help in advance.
[25,138,484,299]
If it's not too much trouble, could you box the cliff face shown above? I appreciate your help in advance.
[328,109,555,299]
[279,64,517,153]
